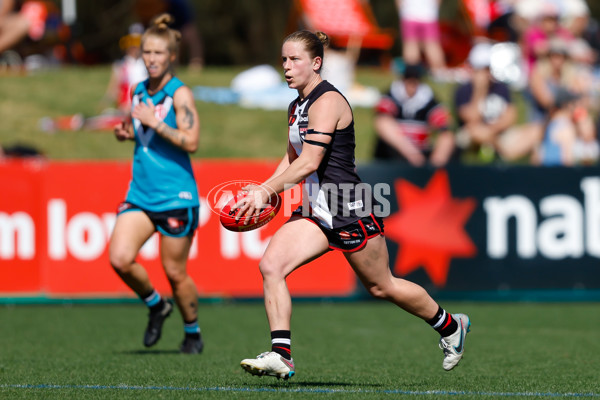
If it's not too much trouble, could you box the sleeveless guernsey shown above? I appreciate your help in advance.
[126,77,199,212]
[287,80,373,229]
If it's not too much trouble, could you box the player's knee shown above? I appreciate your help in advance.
[365,283,392,300]
[258,257,285,281]
[164,266,187,285]
[109,251,134,275]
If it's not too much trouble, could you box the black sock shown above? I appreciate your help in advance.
[271,330,291,360]
[141,289,165,313]
[184,319,201,340]
[427,306,458,337]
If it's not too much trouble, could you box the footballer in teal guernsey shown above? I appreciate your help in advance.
[237,30,470,379]
[109,13,203,355]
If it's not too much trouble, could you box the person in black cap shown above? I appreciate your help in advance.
[373,63,456,166]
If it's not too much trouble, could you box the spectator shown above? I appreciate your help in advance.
[0,0,30,54]
[454,42,518,163]
[559,0,596,66]
[395,0,446,75]
[373,64,455,167]
[528,37,591,123]
[561,0,590,38]
[532,86,598,165]
[133,0,204,68]
[522,1,573,75]
[101,24,148,113]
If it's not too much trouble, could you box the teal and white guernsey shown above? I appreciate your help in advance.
[126,77,199,212]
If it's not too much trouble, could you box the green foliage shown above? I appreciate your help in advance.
[0,301,599,399]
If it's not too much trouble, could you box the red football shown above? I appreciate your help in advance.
[219,193,282,232]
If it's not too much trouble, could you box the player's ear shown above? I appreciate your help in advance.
[313,56,322,72]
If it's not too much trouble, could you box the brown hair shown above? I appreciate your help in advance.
[141,13,182,56]
[284,30,330,71]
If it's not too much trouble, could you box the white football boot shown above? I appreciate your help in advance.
[240,351,295,380]
[439,313,471,371]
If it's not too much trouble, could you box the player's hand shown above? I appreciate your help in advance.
[132,98,158,128]
[233,186,268,225]
[114,120,133,141]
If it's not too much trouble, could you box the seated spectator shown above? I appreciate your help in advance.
[532,86,598,166]
[522,1,573,75]
[528,37,590,123]
[373,64,455,167]
[454,42,518,162]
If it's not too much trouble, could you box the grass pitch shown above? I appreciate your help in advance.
[0,301,598,399]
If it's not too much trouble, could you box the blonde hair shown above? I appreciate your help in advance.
[141,13,182,56]
[284,30,330,71]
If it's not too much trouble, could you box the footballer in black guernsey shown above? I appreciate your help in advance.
[287,80,376,229]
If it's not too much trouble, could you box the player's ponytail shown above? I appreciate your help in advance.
[314,31,330,49]
[141,13,181,56]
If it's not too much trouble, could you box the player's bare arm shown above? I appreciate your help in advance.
[236,97,338,222]
[260,93,340,196]
[157,86,200,153]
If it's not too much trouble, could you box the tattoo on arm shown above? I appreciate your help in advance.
[157,123,185,147]
[182,104,195,130]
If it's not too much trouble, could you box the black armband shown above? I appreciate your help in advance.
[302,129,334,149]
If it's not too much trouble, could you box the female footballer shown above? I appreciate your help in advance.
[237,30,470,379]
[109,14,203,354]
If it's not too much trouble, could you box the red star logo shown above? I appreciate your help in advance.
[385,170,477,287]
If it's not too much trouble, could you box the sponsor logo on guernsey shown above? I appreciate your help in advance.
[179,191,193,200]
[347,200,363,210]
[154,103,169,121]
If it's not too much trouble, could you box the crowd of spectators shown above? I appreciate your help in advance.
[376,0,600,167]
[2,0,599,167]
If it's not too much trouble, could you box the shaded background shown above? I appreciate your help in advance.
[51,0,600,66]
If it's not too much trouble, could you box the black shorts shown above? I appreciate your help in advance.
[117,202,199,238]
[292,207,384,252]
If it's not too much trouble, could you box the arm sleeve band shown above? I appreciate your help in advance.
[302,129,334,149]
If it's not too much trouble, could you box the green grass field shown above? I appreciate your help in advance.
[1,301,599,399]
